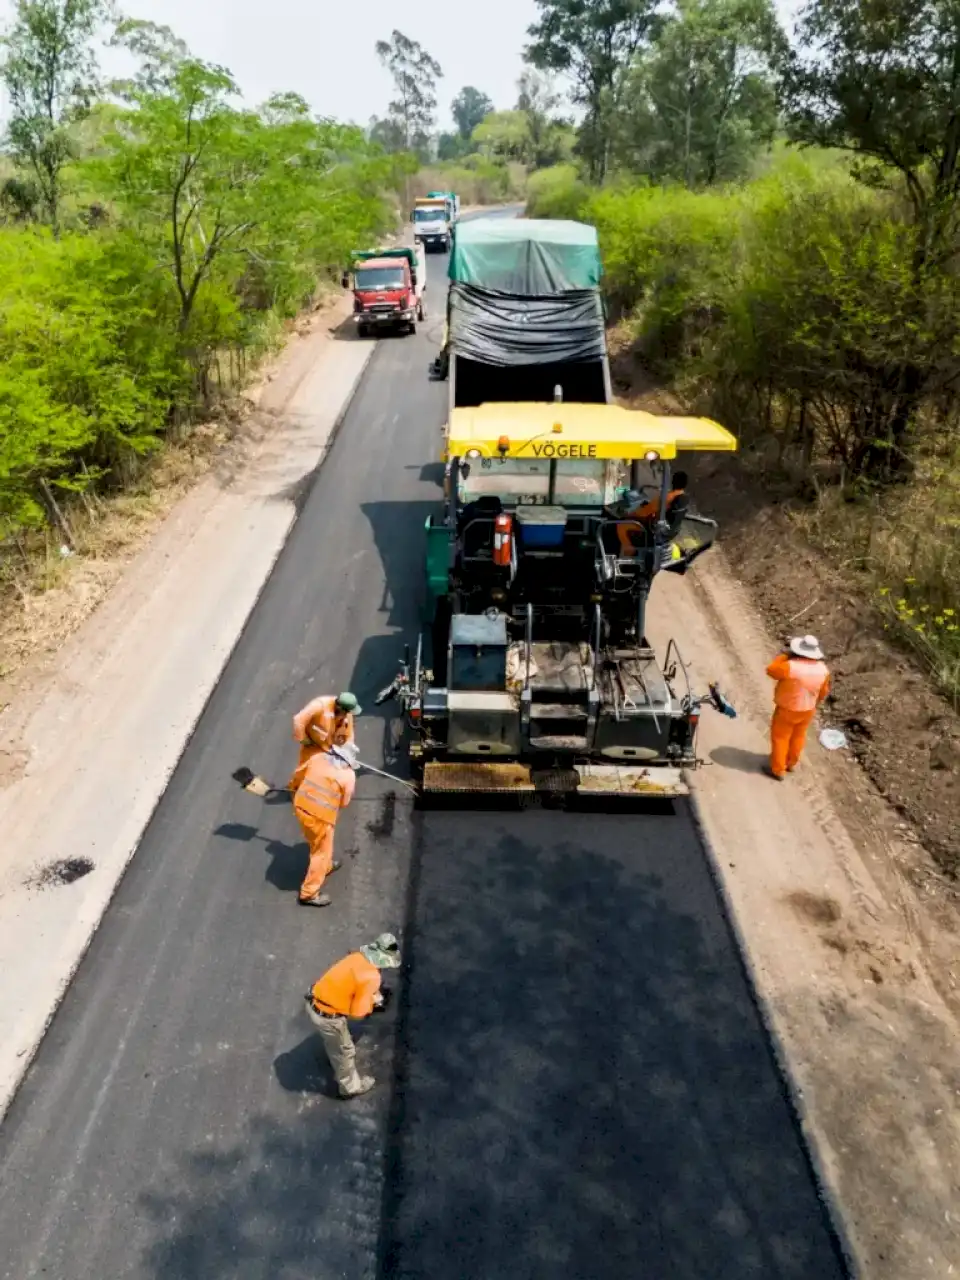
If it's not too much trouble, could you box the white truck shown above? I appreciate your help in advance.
[413,196,451,253]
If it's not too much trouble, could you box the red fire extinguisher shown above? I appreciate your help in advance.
[493,513,513,566]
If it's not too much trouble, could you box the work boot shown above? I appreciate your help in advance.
[340,1075,375,1099]
[299,893,332,908]
[327,860,343,876]
[763,765,785,782]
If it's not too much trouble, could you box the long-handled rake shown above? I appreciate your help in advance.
[231,758,417,798]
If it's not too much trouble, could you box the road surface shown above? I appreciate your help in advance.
[0,213,848,1279]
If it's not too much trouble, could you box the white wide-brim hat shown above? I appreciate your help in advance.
[789,634,825,661]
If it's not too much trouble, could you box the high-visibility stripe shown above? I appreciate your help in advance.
[296,774,341,823]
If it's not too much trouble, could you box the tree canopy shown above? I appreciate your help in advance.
[0,0,109,229]
[619,0,781,185]
[525,0,660,180]
[452,86,493,140]
[375,29,442,159]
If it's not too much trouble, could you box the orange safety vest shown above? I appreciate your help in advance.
[311,952,381,1018]
[295,759,347,826]
[771,657,830,712]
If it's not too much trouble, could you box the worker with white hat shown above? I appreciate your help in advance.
[765,636,831,780]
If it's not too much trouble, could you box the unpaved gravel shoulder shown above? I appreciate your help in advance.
[649,557,960,1279]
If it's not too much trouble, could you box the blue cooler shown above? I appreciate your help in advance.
[515,504,568,549]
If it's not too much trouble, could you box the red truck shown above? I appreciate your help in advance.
[344,245,426,338]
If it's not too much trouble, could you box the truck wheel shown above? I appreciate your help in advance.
[357,323,369,339]
[417,300,425,321]
[408,319,417,335]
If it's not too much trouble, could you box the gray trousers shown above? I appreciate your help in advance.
[307,1006,364,1095]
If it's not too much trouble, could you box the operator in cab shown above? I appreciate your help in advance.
[616,470,690,556]
[287,691,359,791]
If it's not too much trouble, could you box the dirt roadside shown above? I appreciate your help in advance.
[617,344,960,1276]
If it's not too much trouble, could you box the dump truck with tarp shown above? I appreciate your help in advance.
[413,196,452,253]
[427,190,459,223]
[343,245,425,337]
[435,218,612,414]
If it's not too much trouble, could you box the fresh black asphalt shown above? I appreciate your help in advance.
[0,215,849,1279]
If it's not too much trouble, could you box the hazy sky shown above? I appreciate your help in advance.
[116,0,541,129]
[0,0,803,131]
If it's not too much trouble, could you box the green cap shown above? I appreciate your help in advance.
[360,933,402,969]
[335,691,361,715]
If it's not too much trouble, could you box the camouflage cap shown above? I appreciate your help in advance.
[360,933,401,969]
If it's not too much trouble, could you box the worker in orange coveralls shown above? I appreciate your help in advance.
[765,635,831,780]
[294,743,357,908]
[287,692,359,792]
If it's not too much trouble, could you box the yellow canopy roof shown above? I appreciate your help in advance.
[446,402,737,461]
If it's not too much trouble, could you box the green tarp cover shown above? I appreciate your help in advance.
[448,219,602,295]
[352,247,416,268]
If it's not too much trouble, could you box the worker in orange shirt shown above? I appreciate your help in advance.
[617,471,689,556]
[305,933,402,1098]
[765,635,831,780]
[294,743,357,908]
[287,691,359,791]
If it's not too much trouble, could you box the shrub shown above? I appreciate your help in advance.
[525,165,590,220]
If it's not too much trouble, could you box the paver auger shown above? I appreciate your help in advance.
[377,403,738,801]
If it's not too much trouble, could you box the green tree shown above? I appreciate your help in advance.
[525,0,659,182]
[516,69,573,168]
[369,114,406,152]
[620,0,781,185]
[452,85,493,140]
[782,0,960,260]
[375,29,442,158]
[109,16,189,96]
[781,0,960,473]
[0,0,109,230]
[473,110,534,163]
[98,61,390,336]
[437,130,466,161]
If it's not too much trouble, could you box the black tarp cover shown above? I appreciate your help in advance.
[448,283,606,367]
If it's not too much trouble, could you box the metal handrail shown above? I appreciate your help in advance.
[592,602,601,688]
[665,637,693,708]
[459,515,496,561]
[525,603,533,690]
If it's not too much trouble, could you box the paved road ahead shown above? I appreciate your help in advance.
[0,218,848,1279]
